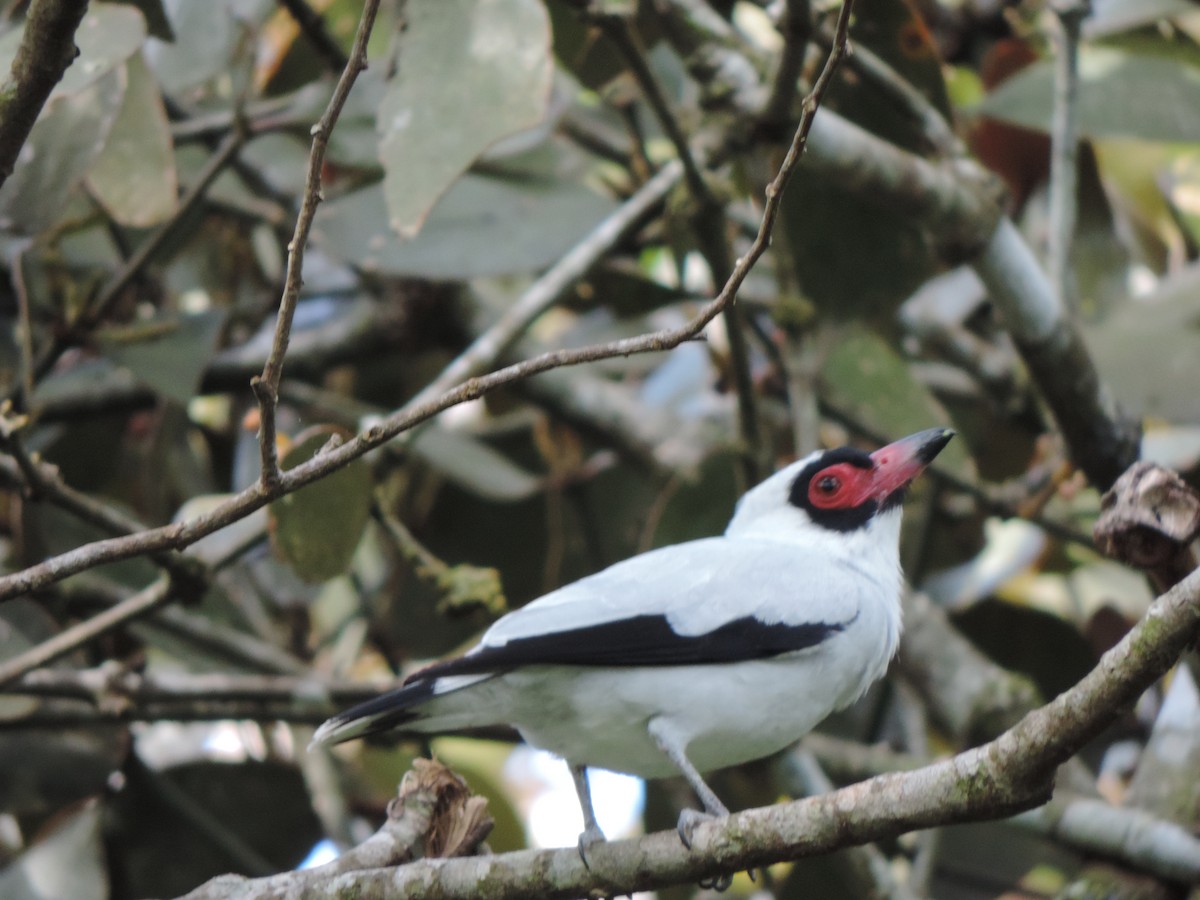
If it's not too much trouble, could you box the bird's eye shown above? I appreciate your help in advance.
[807,463,863,509]
[817,475,840,494]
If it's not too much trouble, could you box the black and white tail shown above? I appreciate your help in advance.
[310,669,496,748]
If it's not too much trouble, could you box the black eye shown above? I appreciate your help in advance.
[817,475,840,493]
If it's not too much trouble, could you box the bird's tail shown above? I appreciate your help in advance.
[309,671,494,749]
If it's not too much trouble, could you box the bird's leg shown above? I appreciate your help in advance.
[647,718,733,892]
[570,764,607,867]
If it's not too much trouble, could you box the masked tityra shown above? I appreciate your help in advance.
[312,427,954,858]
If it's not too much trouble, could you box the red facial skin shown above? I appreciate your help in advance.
[808,430,947,511]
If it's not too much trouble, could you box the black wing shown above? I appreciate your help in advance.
[407,613,849,684]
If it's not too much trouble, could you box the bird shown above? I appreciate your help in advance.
[312,427,954,871]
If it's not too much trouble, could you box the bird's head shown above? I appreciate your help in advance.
[725,428,955,550]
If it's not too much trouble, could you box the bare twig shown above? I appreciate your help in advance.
[594,15,709,202]
[9,243,36,406]
[406,159,683,413]
[0,514,261,686]
[1,666,379,717]
[0,426,205,584]
[815,24,959,156]
[0,0,90,190]
[0,577,174,686]
[251,0,382,490]
[759,0,811,134]
[16,128,247,398]
[1047,0,1089,311]
[0,0,851,620]
[972,220,1139,489]
[182,759,493,899]
[649,0,773,484]
[1014,795,1200,885]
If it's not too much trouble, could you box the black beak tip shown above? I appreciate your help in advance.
[916,427,955,464]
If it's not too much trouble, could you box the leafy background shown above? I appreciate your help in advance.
[0,0,1198,897]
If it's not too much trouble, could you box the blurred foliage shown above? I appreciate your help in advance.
[0,0,1197,898]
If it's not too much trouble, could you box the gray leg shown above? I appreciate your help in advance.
[648,718,734,891]
[570,764,606,866]
[648,718,729,833]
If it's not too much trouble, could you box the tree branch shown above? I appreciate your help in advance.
[0,0,855,603]
[0,0,90,189]
[252,0,382,490]
[1047,0,1089,311]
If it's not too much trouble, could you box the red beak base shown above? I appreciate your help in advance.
[868,427,955,503]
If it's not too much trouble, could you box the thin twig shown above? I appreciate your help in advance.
[2,666,377,709]
[0,517,262,686]
[1047,0,1089,311]
[0,0,856,606]
[0,430,202,580]
[641,0,767,484]
[18,129,248,397]
[595,14,711,204]
[0,577,174,686]
[403,159,683,411]
[815,24,959,156]
[9,243,35,406]
[252,0,383,490]
[759,0,811,134]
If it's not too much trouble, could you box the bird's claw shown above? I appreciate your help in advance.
[699,872,734,892]
[675,808,715,850]
[677,809,736,892]
[576,824,607,870]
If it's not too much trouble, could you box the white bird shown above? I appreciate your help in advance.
[312,427,953,867]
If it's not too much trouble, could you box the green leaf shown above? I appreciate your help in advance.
[87,53,177,226]
[978,47,1200,143]
[378,0,553,237]
[778,173,938,322]
[270,427,373,583]
[821,327,973,479]
[59,2,148,94]
[1082,261,1200,422]
[144,0,235,93]
[96,309,227,406]
[411,425,544,503]
[1086,0,1195,38]
[316,172,617,278]
[0,70,125,235]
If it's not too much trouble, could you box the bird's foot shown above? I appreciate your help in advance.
[576,824,607,870]
[675,808,717,850]
[677,809,736,892]
[698,872,734,893]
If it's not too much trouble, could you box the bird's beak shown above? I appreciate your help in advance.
[868,427,955,503]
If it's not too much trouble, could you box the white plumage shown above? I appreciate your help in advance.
[313,427,953,861]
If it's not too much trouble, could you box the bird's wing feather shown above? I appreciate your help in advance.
[408,537,866,681]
